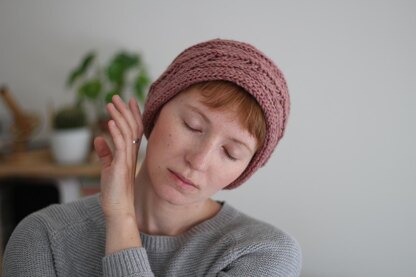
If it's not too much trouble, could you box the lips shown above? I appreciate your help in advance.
[168,169,199,189]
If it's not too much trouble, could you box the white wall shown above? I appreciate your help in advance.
[1,1,415,276]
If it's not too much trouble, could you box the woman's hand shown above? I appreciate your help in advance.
[94,95,143,254]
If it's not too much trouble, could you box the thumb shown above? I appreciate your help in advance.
[94,136,113,168]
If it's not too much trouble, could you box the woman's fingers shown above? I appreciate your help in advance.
[107,103,133,142]
[128,97,143,150]
[129,97,143,130]
[112,95,141,141]
[107,118,128,163]
[94,136,113,168]
[106,95,143,170]
[106,102,134,165]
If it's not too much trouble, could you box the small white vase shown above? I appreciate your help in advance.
[51,127,92,164]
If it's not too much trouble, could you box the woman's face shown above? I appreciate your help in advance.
[143,87,258,206]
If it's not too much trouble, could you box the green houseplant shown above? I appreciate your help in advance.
[66,50,151,124]
[52,105,87,130]
[50,104,92,164]
[50,49,150,164]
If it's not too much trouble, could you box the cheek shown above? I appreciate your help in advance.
[208,162,249,191]
[147,131,172,159]
[145,130,175,186]
[147,117,184,161]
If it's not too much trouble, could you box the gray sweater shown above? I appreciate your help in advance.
[3,194,302,276]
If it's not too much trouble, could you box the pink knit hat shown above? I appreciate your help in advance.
[142,38,290,189]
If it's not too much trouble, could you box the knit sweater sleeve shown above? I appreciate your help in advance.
[214,216,303,277]
[102,248,154,277]
[2,213,57,277]
[217,235,302,277]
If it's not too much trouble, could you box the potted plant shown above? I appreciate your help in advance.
[66,50,151,130]
[50,104,92,164]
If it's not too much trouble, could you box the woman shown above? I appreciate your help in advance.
[3,39,302,276]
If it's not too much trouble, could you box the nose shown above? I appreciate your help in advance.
[185,139,215,171]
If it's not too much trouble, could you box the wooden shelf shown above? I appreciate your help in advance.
[0,149,101,179]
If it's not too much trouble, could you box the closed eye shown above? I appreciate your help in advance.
[183,121,202,133]
[223,147,237,161]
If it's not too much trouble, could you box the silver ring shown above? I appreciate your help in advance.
[132,138,140,144]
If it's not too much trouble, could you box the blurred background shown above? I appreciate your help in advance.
[0,1,415,276]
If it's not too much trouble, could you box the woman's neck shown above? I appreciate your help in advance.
[134,167,220,236]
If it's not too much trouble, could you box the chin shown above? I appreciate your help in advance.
[153,181,205,206]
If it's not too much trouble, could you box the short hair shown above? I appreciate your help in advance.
[190,80,266,150]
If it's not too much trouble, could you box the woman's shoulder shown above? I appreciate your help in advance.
[15,193,103,235]
[199,202,302,276]
[220,202,302,256]
[3,195,105,275]
[220,203,295,235]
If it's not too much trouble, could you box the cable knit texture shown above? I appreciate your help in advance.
[142,39,290,189]
[3,195,302,277]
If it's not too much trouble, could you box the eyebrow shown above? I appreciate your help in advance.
[185,104,210,123]
[184,104,256,154]
[230,137,256,154]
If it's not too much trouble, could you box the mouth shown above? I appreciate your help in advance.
[168,169,199,189]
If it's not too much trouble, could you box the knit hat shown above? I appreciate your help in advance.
[142,38,290,189]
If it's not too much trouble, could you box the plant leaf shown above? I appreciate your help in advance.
[114,52,139,68]
[80,52,96,72]
[66,51,96,87]
[106,61,124,84]
[67,68,82,88]
[104,89,120,103]
[134,70,151,102]
[79,79,102,100]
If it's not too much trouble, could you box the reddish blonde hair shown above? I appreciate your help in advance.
[190,80,266,150]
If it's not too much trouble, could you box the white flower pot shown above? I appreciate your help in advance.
[51,127,92,164]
